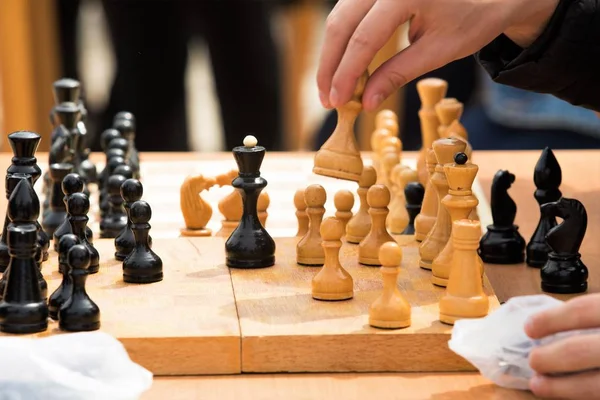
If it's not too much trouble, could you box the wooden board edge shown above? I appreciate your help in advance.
[241,334,476,373]
[121,336,241,376]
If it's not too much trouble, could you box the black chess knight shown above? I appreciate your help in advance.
[527,147,562,267]
[540,197,588,294]
[479,170,526,264]
[225,136,275,268]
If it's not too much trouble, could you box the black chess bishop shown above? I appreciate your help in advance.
[0,178,48,334]
[527,147,563,267]
[478,170,526,264]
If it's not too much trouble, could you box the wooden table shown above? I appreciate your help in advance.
[0,149,597,399]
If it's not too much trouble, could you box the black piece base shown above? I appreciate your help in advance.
[123,272,163,284]
[479,225,525,264]
[114,251,129,261]
[48,309,59,321]
[226,255,275,269]
[541,253,588,294]
[59,320,100,332]
[542,281,587,294]
[0,320,48,334]
[526,243,550,268]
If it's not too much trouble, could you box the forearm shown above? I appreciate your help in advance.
[476,0,600,111]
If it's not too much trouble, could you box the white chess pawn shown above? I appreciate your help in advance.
[369,241,411,328]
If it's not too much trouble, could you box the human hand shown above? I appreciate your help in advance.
[525,293,600,399]
[317,0,559,111]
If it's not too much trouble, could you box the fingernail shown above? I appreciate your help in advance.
[369,93,384,110]
[529,374,544,391]
[525,316,535,333]
[330,88,340,107]
[319,91,330,108]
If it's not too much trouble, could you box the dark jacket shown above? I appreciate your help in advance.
[476,0,600,111]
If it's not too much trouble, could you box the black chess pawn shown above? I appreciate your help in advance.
[540,197,588,294]
[98,129,122,191]
[108,137,129,156]
[49,235,79,320]
[114,111,136,126]
[115,179,143,260]
[123,200,163,283]
[114,164,133,180]
[58,244,100,331]
[478,170,526,264]
[100,175,128,238]
[53,173,93,250]
[0,179,48,333]
[100,156,126,216]
[67,193,99,274]
[225,137,275,268]
[42,163,73,237]
[114,118,140,178]
[401,182,425,235]
[526,148,563,267]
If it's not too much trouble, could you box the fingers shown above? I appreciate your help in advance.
[316,0,376,108]
[530,370,600,399]
[362,37,450,110]
[529,333,600,374]
[526,293,600,339]
[329,0,409,108]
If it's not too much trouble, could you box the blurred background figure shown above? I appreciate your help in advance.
[1,0,600,153]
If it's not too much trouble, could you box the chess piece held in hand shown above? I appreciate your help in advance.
[180,174,216,237]
[369,241,411,329]
[312,217,353,301]
[478,170,526,264]
[540,197,588,294]
[313,71,368,182]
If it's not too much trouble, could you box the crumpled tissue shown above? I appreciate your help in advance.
[0,331,152,400]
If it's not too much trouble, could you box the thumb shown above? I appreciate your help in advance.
[363,37,450,111]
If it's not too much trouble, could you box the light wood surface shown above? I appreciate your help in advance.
[232,237,499,373]
[0,149,596,399]
[143,373,538,400]
[0,238,241,375]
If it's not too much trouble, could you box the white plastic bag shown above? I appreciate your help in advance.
[448,294,563,390]
[0,331,152,400]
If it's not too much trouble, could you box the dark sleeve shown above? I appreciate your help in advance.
[475,0,600,111]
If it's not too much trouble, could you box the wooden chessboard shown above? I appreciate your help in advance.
[0,234,500,376]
